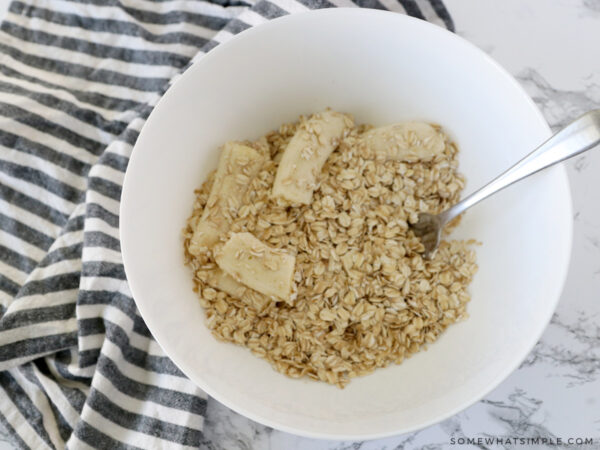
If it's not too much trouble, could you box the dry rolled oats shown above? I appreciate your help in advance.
[183,112,478,388]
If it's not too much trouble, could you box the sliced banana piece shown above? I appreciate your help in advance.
[359,122,445,162]
[205,269,271,314]
[215,232,296,303]
[272,110,353,204]
[189,142,264,255]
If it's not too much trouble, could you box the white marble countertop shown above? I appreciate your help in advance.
[1,0,598,449]
[201,1,600,449]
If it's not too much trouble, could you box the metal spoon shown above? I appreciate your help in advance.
[411,109,600,259]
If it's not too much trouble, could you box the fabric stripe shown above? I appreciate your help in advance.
[0,322,77,356]
[0,41,170,93]
[0,62,144,112]
[0,410,31,450]
[0,383,50,449]
[66,435,95,450]
[14,366,68,448]
[91,1,231,29]
[0,160,84,203]
[37,244,83,268]
[87,389,202,446]
[78,318,181,375]
[78,408,172,450]
[77,291,143,325]
[87,177,122,202]
[1,21,190,68]
[0,332,78,366]
[0,92,116,153]
[6,291,78,317]
[0,303,76,331]
[99,338,201,396]
[47,349,93,387]
[92,371,204,432]
[0,260,27,289]
[0,127,92,175]
[27,361,83,429]
[17,272,81,297]
[97,356,207,415]
[81,262,125,279]
[5,11,202,64]
[0,50,159,110]
[82,219,120,244]
[59,216,86,236]
[115,127,140,147]
[0,371,57,449]
[397,0,425,19]
[353,0,387,9]
[0,21,182,81]
[0,213,54,250]
[427,0,454,31]
[294,0,335,9]
[0,244,37,273]
[86,203,119,227]
[0,272,20,296]
[73,418,143,450]
[0,71,132,124]
[0,183,68,226]
[0,229,46,262]
[98,152,129,173]
[1,175,77,220]
[10,1,211,47]
[0,144,87,195]
[77,305,163,358]
[253,0,288,18]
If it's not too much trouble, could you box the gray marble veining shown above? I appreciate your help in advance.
[517,68,600,130]
[522,313,600,387]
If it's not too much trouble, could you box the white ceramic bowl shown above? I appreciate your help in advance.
[120,9,572,439]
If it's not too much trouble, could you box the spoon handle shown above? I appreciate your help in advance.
[440,109,600,225]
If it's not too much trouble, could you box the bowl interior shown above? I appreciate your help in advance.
[121,9,572,439]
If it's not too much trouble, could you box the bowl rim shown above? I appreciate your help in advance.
[120,8,573,440]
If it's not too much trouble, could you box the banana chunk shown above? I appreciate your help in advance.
[359,122,445,162]
[189,142,263,255]
[215,232,296,303]
[205,269,271,314]
[272,110,353,204]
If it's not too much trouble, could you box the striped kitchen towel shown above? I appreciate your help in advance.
[0,0,454,448]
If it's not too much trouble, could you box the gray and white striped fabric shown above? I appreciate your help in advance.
[0,0,454,448]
